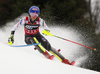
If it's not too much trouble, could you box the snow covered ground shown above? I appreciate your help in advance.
[0,43,99,74]
[0,14,99,74]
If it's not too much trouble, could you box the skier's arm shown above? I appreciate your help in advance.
[8,17,25,45]
[11,17,25,36]
[40,18,51,35]
[40,18,50,32]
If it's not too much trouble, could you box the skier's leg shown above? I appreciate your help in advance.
[25,36,45,53]
[25,34,75,65]
[50,47,75,65]
[36,34,73,65]
[25,34,53,59]
[49,47,75,65]
[33,37,54,59]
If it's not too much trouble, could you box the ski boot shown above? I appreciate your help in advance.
[43,51,54,60]
[62,59,75,66]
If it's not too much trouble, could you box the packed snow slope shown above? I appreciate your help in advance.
[0,43,99,74]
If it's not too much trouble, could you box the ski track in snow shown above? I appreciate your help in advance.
[0,13,98,74]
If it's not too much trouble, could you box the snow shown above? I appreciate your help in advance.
[0,13,99,74]
[0,43,99,74]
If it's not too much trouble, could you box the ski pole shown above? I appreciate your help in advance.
[52,35,96,51]
[8,43,40,47]
[42,30,96,51]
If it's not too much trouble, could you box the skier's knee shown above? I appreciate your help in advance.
[46,44,52,51]
[25,37,35,44]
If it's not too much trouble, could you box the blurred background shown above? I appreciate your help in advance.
[0,0,100,72]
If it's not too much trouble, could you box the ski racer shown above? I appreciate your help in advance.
[8,6,75,65]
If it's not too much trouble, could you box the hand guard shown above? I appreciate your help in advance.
[8,35,14,45]
[42,30,51,36]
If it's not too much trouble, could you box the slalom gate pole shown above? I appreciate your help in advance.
[52,35,96,51]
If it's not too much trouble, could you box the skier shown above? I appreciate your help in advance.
[8,6,75,65]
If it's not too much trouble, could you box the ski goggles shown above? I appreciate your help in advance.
[30,13,39,17]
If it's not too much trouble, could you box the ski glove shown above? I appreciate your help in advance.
[8,35,14,45]
[42,30,53,36]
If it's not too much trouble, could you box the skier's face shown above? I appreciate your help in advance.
[30,12,38,20]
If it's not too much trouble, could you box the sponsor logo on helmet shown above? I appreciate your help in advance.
[33,8,37,10]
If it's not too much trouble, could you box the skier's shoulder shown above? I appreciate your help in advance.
[18,16,27,25]
[39,17,45,22]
